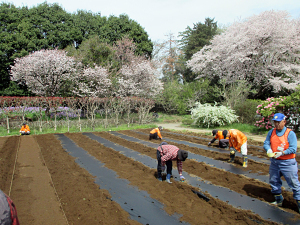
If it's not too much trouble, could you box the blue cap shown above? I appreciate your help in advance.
[272,113,286,121]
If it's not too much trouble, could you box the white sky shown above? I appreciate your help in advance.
[3,0,300,42]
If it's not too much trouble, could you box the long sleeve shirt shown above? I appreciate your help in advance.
[157,144,183,174]
[211,130,228,143]
[150,128,162,139]
[263,127,297,155]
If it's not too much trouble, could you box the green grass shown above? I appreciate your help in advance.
[0,112,271,137]
[154,113,188,123]
[0,122,157,137]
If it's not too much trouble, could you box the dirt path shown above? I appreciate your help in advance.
[10,135,67,225]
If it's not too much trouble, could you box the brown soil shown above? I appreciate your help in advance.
[1,129,300,224]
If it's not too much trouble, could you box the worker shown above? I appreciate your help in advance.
[156,142,188,183]
[223,129,248,167]
[263,113,300,213]
[19,122,30,135]
[149,126,163,140]
[208,129,229,148]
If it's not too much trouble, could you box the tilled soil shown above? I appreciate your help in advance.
[1,129,300,224]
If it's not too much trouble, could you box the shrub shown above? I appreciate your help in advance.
[191,102,239,128]
[233,99,262,125]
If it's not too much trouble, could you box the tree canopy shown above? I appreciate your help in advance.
[10,39,162,99]
[187,11,300,97]
[179,17,218,60]
[10,49,81,97]
[177,18,219,82]
[0,2,153,95]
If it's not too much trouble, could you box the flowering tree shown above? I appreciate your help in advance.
[73,65,111,97]
[187,11,300,95]
[118,59,163,98]
[113,38,163,98]
[10,49,81,97]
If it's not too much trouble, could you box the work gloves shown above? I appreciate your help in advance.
[180,175,185,181]
[267,149,283,159]
[267,149,275,157]
[274,152,283,158]
[266,149,284,158]
[208,142,211,146]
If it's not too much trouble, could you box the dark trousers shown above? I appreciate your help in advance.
[157,150,172,178]
[150,133,158,140]
[219,139,229,148]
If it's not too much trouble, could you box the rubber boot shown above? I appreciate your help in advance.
[228,151,235,163]
[271,194,284,207]
[242,156,248,168]
[297,200,300,214]
[166,174,172,184]
[157,175,162,181]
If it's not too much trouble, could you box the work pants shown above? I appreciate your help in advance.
[150,133,158,140]
[157,150,172,178]
[269,157,300,200]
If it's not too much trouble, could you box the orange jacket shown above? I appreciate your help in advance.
[150,128,162,139]
[20,125,30,132]
[228,129,247,152]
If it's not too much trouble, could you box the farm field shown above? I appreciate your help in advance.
[1,129,300,225]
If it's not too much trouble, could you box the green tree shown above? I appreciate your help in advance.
[178,18,219,82]
[66,35,115,68]
[104,14,153,58]
[179,18,218,60]
[71,9,106,48]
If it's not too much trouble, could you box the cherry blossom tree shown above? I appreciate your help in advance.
[112,38,163,98]
[73,65,111,97]
[187,10,300,94]
[10,49,81,96]
[117,59,163,98]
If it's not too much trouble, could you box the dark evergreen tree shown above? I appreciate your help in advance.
[178,18,219,82]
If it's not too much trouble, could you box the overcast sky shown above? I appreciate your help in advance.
[4,0,300,42]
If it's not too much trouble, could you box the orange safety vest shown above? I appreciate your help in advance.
[228,129,247,152]
[270,128,295,160]
[150,128,162,139]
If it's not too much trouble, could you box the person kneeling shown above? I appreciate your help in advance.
[208,129,229,148]
[19,122,30,135]
[149,126,163,140]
